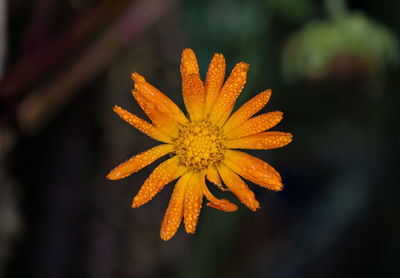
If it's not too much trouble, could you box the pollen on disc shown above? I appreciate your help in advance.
[173,120,225,171]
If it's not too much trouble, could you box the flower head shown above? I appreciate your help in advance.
[107,49,293,241]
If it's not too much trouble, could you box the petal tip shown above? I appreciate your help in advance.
[182,48,195,55]
[131,72,145,84]
[106,171,119,180]
[181,49,199,77]
[160,231,173,241]
[272,182,284,191]
[131,196,143,208]
[206,201,238,212]
[237,62,250,70]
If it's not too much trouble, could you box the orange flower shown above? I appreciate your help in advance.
[107,49,293,241]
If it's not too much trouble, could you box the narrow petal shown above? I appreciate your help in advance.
[107,144,174,180]
[180,48,200,77]
[206,165,228,191]
[199,174,237,212]
[132,90,179,138]
[113,105,171,143]
[225,111,283,139]
[160,173,191,241]
[132,157,184,208]
[131,72,188,124]
[208,62,249,126]
[223,89,271,133]
[183,172,203,234]
[180,49,204,121]
[217,163,260,211]
[224,150,283,191]
[203,53,226,117]
[182,74,205,121]
[225,132,293,150]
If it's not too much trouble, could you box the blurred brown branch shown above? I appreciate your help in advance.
[0,0,131,107]
[16,0,180,134]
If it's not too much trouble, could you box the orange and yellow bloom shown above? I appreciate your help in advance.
[107,49,292,241]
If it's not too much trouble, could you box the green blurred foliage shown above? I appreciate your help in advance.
[282,12,399,81]
[265,0,314,23]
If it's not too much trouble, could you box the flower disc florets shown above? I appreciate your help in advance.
[174,120,225,171]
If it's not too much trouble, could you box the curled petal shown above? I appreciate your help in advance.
[182,74,205,121]
[208,62,249,126]
[132,157,184,208]
[183,172,203,234]
[225,132,293,150]
[226,111,283,139]
[223,89,271,133]
[132,90,179,138]
[160,173,191,241]
[224,150,283,191]
[206,165,228,191]
[131,72,188,124]
[217,163,260,211]
[204,53,226,117]
[199,174,237,212]
[107,144,174,180]
[113,105,171,143]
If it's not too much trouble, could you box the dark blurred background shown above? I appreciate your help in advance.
[1,0,399,277]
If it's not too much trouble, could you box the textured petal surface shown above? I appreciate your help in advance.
[183,172,203,234]
[204,53,226,117]
[182,74,205,121]
[113,105,171,143]
[199,173,237,212]
[132,73,188,124]
[223,89,271,133]
[226,111,283,139]
[217,163,260,211]
[208,62,249,126]
[224,150,283,191]
[225,132,293,150]
[107,144,174,180]
[132,90,179,138]
[160,173,191,241]
[180,48,200,77]
[132,157,182,208]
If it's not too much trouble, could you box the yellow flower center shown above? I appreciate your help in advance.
[174,120,225,171]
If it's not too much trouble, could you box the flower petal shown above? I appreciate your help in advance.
[131,72,188,124]
[208,62,249,126]
[180,48,200,76]
[206,165,228,191]
[183,172,203,234]
[224,150,283,191]
[132,90,179,138]
[131,157,185,208]
[160,173,191,241]
[199,173,237,212]
[225,132,293,150]
[113,105,172,143]
[217,163,260,211]
[107,144,174,180]
[203,53,226,117]
[225,111,283,139]
[182,74,205,121]
[223,89,271,133]
[180,49,205,121]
